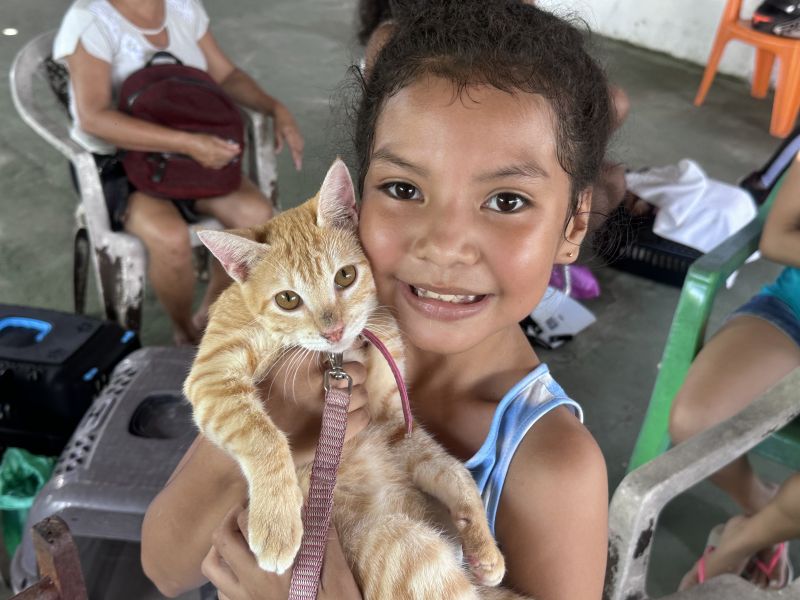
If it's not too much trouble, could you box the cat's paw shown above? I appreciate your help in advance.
[465,547,505,587]
[247,484,305,574]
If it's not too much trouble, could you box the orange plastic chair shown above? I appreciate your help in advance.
[694,0,800,137]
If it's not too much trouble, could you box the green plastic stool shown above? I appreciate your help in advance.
[628,174,800,473]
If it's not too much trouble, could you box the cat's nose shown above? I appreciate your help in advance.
[321,325,345,343]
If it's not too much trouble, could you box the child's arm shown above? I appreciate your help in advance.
[141,435,246,596]
[761,153,800,268]
[494,408,608,600]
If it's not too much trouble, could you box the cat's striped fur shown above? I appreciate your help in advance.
[184,160,531,599]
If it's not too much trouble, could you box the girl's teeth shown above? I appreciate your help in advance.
[414,286,478,304]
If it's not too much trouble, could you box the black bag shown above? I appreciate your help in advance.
[0,305,140,455]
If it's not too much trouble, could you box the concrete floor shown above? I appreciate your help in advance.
[0,0,797,597]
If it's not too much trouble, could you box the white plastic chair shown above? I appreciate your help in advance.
[604,368,800,600]
[9,30,279,330]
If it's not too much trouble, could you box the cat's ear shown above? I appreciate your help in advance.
[317,158,358,230]
[197,230,267,284]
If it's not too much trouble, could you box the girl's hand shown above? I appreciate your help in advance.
[271,102,304,171]
[202,505,363,600]
[186,133,241,169]
[258,353,371,465]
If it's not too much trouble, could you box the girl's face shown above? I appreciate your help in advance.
[359,76,590,354]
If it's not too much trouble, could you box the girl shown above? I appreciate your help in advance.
[141,2,612,598]
[54,0,305,345]
[671,152,800,590]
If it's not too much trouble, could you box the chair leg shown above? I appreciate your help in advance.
[770,51,800,137]
[94,246,144,331]
[694,32,730,106]
[752,48,776,99]
[73,228,90,315]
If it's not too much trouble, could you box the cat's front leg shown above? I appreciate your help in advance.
[393,426,505,587]
[186,380,304,575]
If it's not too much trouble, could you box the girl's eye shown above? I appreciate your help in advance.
[484,193,529,213]
[334,265,357,288]
[275,290,302,310]
[381,182,421,201]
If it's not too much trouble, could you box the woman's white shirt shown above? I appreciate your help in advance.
[53,0,210,154]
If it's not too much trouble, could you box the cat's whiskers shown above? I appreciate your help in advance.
[262,346,303,403]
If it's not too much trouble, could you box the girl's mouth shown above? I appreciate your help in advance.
[399,281,491,322]
[410,285,486,305]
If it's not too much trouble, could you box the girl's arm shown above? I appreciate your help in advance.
[141,435,247,597]
[197,30,304,170]
[760,153,800,268]
[495,408,608,600]
[66,43,239,168]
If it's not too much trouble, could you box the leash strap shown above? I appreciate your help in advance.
[287,329,412,599]
[288,356,351,599]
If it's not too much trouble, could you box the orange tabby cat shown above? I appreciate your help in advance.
[185,159,529,599]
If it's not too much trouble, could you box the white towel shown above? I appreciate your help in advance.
[625,160,757,253]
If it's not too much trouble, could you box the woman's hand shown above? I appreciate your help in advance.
[258,352,371,466]
[271,102,304,171]
[202,505,363,600]
[186,133,242,169]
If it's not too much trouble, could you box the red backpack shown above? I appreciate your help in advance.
[118,52,243,200]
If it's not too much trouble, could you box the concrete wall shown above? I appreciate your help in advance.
[538,0,764,80]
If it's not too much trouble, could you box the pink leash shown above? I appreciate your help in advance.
[287,328,412,599]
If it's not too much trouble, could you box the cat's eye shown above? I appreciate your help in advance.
[275,290,302,310]
[483,192,529,213]
[381,182,421,201]
[334,265,357,288]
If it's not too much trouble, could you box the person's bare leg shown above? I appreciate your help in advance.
[193,178,274,331]
[679,474,800,590]
[124,191,200,345]
[669,315,800,513]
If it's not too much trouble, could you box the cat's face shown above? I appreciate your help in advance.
[201,159,377,354]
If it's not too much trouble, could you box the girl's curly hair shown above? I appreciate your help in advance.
[353,0,614,214]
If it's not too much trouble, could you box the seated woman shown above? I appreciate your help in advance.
[54,0,305,345]
[670,152,800,590]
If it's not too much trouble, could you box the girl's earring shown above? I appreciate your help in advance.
[567,250,574,258]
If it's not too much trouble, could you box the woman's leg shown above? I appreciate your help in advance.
[124,191,200,345]
[679,473,800,590]
[193,178,274,329]
[669,315,800,513]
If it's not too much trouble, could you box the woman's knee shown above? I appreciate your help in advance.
[668,386,711,444]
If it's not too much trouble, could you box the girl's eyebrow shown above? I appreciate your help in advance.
[476,162,549,182]
[371,147,430,177]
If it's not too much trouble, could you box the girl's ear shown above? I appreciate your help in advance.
[317,158,358,230]
[197,230,268,284]
[557,187,592,264]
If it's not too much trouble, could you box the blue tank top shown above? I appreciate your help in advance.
[762,267,800,319]
[465,364,583,536]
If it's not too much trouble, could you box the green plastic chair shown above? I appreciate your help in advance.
[628,175,800,473]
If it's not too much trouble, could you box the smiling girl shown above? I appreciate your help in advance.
[142,2,613,598]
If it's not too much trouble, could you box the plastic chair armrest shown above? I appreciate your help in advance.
[606,369,800,600]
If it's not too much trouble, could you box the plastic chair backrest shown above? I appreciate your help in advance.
[627,175,800,472]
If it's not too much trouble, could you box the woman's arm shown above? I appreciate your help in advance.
[67,43,240,168]
[760,153,800,268]
[197,30,304,170]
[495,408,608,599]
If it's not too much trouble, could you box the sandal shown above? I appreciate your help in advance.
[743,541,794,590]
[679,524,726,590]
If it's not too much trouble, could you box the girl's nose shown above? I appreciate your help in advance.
[410,202,479,267]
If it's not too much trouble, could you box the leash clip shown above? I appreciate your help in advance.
[323,352,352,395]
